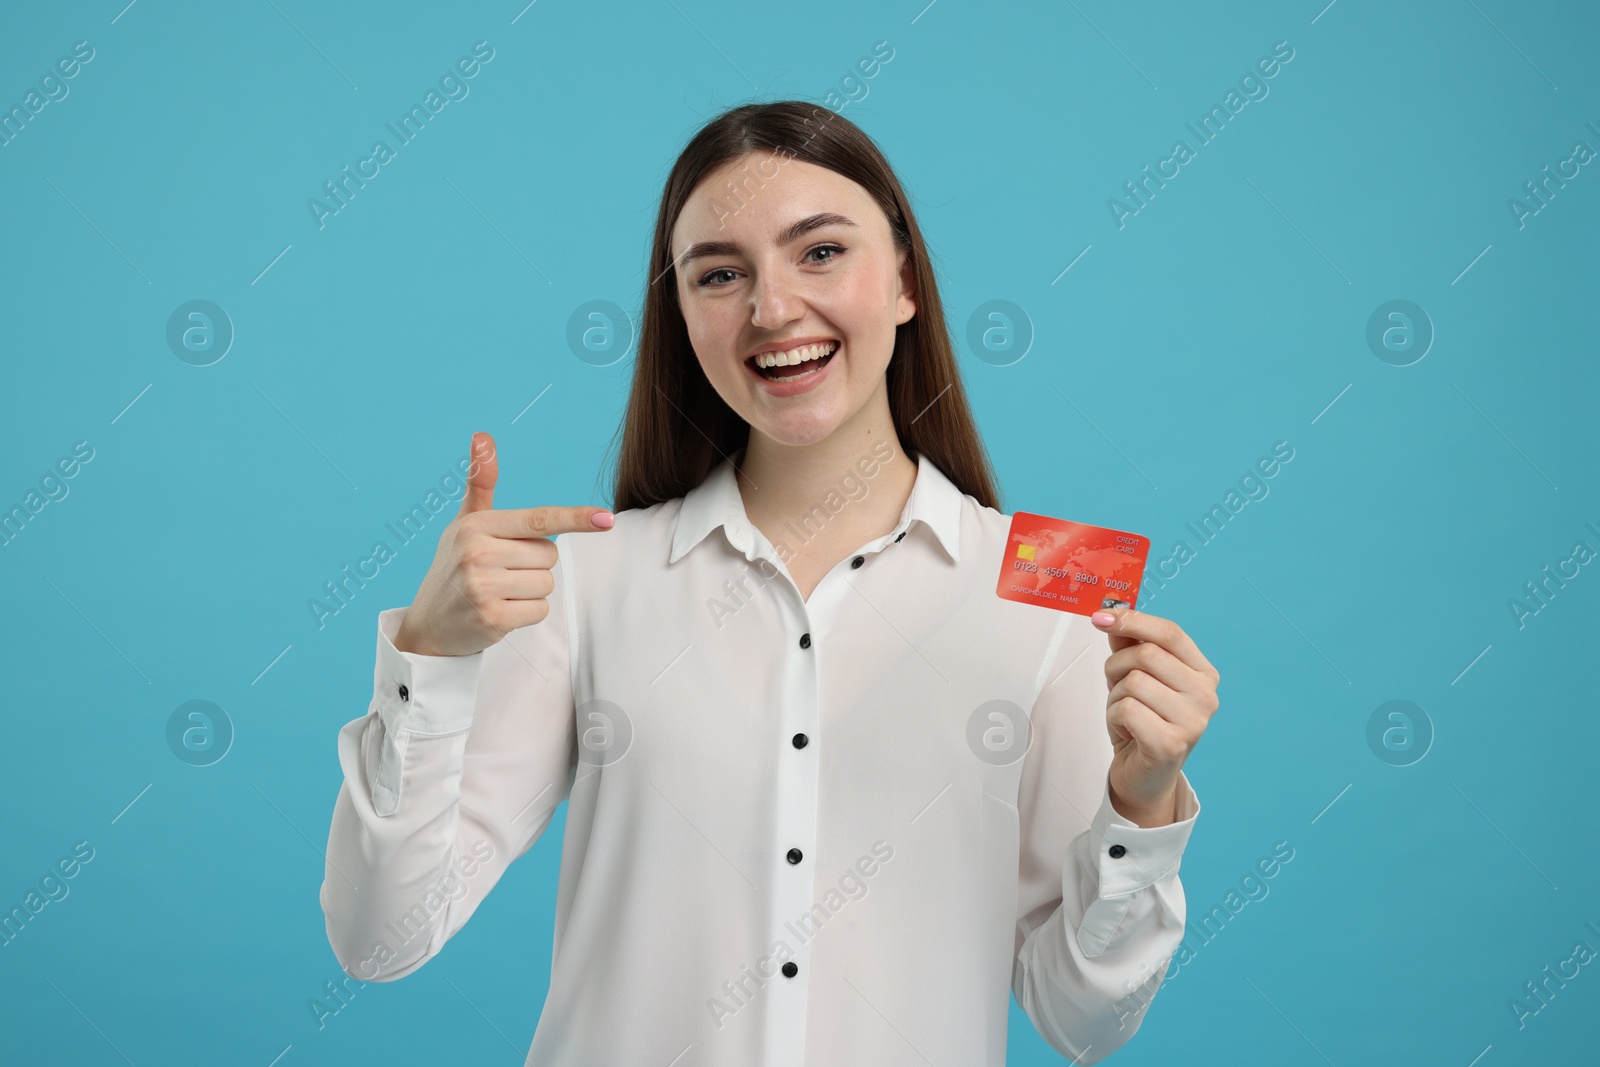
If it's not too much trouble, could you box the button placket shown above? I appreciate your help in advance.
[764,568,820,1052]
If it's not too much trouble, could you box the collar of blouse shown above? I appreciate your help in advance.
[668,447,964,567]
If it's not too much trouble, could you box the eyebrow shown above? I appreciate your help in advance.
[675,212,858,268]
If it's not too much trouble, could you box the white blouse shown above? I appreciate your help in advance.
[320,445,1200,1066]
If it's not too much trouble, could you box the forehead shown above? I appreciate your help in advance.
[670,152,879,252]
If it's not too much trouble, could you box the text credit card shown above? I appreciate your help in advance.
[995,511,1151,617]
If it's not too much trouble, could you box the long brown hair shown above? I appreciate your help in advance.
[605,100,1000,515]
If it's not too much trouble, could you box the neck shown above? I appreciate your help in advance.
[735,391,917,561]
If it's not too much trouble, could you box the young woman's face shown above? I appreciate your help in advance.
[670,151,916,449]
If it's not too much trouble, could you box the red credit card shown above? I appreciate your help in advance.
[996,511,1151,616]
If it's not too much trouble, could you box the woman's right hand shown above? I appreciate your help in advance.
[393,431,615,658]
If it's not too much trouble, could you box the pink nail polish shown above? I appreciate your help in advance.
[592,511,615,528]
[1091,611,1115,627]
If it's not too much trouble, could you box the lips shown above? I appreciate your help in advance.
[746,340,840,380]
[743,339,839,398]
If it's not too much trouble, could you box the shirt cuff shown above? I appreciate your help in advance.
[1070,771,1199,959]
[373,607,484,736]
[1090,770,1200,899]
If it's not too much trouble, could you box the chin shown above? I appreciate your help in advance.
[747,403,852,448]
[751,420,838,449]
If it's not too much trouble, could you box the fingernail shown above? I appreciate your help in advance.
[1091,611,1116,627]
[592,511,615,528]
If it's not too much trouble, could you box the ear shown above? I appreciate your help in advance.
[894,246,917,326]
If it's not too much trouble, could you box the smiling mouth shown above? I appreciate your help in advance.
[747,340,840,380]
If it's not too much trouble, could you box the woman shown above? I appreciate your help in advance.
[321,100,1220,1066]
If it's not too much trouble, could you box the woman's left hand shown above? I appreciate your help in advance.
[1091,606,1220,827]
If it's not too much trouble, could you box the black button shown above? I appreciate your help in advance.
[792,733,809,749]
[782,962,798,978]
[894,531,906,542]
[787,848,803,864]
[1109,844,1126,858]
[398,684,409,702]
[850,555,864,568]
[799,633,811,649]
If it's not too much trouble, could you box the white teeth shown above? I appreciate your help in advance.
[753,341,839,369]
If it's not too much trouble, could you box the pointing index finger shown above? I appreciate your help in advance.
[478,505,616,539]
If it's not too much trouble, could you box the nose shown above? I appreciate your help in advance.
[749,267,804,331]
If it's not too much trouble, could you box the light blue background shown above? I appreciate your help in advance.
[2,0,1596,1063]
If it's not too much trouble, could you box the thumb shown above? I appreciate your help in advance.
[1093,605,1139,653]
[459,431,498,516]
